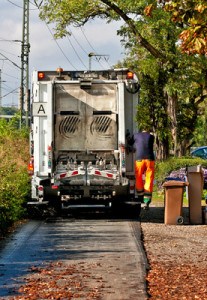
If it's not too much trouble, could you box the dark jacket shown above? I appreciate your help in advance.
[131,131,155,161]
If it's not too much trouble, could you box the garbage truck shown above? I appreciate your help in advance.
[28,68,140,211]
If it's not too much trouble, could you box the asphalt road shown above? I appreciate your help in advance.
[0,213,148,299]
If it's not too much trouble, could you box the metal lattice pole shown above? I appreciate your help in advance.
[0,69,2,107]
[20,0,30,128]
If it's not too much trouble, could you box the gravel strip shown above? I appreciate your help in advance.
[141,202,207,299]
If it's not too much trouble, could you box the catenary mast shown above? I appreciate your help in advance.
[20,0,30,128]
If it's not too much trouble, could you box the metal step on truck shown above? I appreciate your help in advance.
[28,68,140,212]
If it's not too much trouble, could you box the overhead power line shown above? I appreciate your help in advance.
[33,2,78,70]
[71,32,89,56]
[2,72,20,80]
[6,0,38,10]
[80,28,109,69]
[33,1,110,70]
[6,0,22,8]
[0,48,19,57]
[80,27,97,53]
[33,0,43,8]
[2,82,15,90]
[0,52,21,69]
[45,24,77,70]
[67,36,87,69]
[2,87,19,98]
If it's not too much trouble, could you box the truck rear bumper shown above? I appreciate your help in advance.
[27,201,49,205]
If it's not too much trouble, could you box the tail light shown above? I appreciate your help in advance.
[38,185,44,199]
[28,158,34,175]
[52,185,58,189]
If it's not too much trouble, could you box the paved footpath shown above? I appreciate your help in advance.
[0,217,148,299]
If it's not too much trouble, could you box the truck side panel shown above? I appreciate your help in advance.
[32,81,53,177]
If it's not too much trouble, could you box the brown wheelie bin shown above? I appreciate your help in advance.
[187,166,203,225]
[163,180,189,225]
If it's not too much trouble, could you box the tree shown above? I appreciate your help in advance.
[115,1,207,158]
[153,0,207,55]
[39,0,170,62]
[39,0,207,160]
[0,107,18,115]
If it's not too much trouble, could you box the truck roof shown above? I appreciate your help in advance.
[34,69,137,82]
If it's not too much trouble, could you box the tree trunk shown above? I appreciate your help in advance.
[154,133,169,161]
[178,140,187,156]
[165,91,178,156]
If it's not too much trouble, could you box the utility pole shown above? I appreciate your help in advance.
[0,69,2,107]
[88,53,109,71]
[20,0,30,128]
[0,59,7,107]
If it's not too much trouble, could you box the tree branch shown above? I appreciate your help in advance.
[101,0,168,63]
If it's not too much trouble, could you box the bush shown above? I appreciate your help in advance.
[0,116,30,235]
[155,157,207,199]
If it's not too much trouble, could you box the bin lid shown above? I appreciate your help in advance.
[165,177,183,181]
[163,180,189,187]
[187,166,202,173]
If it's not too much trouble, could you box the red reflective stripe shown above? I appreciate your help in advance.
[107,173,113,178]
[95,170,101,176]
[60,173,66,178]
[72,171,78,176]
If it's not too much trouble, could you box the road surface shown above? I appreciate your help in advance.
[0,213,148,299]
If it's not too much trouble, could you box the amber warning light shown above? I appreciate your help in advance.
[57,68,63,73]
[126,72,134,79]
[38,72,44,79]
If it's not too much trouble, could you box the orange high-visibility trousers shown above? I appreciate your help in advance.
[135,159,155,203]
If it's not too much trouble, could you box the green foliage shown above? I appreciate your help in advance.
[0,114,30,235]
[154,157,207,201]
[0,107,18,115]
[0,166,30,233]
[40,0,120,38]
[155,157,207,183]
[39,0,207,159]
[193,105,207,147]
[161,0,207,55]
[119,4,207,157]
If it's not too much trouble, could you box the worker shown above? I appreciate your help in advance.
[129,127,155,210]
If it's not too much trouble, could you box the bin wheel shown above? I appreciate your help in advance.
[176,216,184,225]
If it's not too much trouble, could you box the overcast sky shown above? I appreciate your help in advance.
[0,0,125,107]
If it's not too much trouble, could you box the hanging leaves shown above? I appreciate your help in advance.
[144,4,155,17]
[160,0,207,55]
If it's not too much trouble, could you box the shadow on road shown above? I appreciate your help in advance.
[27,204,142,221]
[140,205,189,224]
